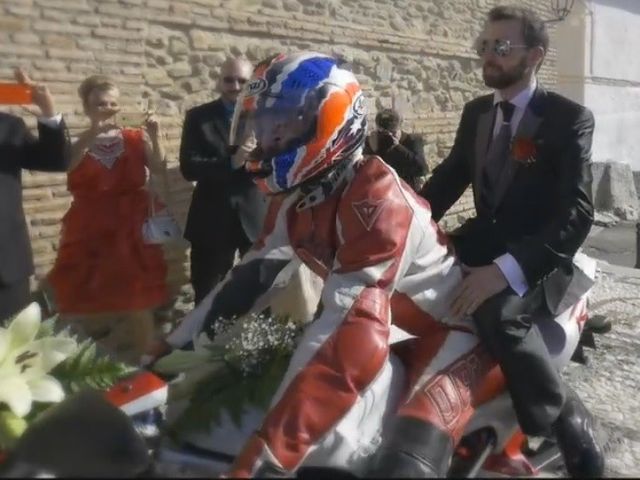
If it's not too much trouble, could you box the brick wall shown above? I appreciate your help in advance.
[0,0,558,300]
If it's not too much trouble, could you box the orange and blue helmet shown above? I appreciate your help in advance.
[230,52,367,194]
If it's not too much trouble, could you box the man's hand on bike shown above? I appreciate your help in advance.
[450,264,508,321]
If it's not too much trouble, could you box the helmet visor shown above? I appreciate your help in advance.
[229,86,319,165]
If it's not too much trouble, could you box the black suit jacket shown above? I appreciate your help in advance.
[179,98,257,245]
[420,87,595,313]
[0,112,69,284]
[364,131,427,191]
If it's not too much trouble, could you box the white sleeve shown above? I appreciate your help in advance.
[37,113,63,128]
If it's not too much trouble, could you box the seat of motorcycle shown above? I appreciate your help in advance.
[3,389,150,478]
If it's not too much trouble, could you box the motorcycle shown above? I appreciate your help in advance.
[147,252,604,478]
[1,253,605,478]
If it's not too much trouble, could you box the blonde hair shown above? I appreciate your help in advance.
[78,75,118,107]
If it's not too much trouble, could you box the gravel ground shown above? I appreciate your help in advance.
[562,264,640,477]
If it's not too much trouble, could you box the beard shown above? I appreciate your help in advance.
[482,56,529,90]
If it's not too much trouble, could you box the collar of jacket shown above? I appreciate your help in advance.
[295,153,361,211]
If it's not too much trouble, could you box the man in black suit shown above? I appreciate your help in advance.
[420,6,603,476]
[364,108,428,191]
[180,57,267,305]
[0,69,69,319]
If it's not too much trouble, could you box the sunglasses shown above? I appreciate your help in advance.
[223,76,248,85]
[475,38,529,57]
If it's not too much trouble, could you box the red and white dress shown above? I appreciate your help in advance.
[47,128,168,314]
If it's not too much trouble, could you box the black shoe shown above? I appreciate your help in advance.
[552,391,605,478]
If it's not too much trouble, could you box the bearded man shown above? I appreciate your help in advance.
[419,5,603,476]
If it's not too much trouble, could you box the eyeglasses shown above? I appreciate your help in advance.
[475,38,529,57]
[223,76,248,85]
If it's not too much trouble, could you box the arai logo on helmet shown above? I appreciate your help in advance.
[353,93,365,117]
[246,77,268,97]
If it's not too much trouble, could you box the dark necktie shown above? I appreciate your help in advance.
[481,101,515,212]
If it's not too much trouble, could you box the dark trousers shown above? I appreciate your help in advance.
[0,277,31,320]
[473,284,566,436]
[189,227,252,306]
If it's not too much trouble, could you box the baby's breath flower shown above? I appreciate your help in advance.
[215,312,303,376]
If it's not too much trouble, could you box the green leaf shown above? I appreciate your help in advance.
[169,366,243,435]
[217,384,247,428]
[51,338,135,394]
[153,349,212,375]
[35,316,57,339]
[251,352,291,409]
[0,409,28,450]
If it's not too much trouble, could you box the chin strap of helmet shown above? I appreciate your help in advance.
[295,151,362,211]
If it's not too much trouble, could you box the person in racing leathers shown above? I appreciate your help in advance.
[147,52,516,478]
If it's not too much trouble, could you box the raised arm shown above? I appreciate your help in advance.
[18,116,70,172]
[388,133,428,177]
[14,68,70,173]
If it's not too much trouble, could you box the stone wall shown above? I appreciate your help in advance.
[0,0,558,301]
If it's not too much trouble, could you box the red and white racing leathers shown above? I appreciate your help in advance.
[167,155,501,476]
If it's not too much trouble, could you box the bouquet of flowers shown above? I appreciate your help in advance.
[152,312,304,436]
[0,302,135,451]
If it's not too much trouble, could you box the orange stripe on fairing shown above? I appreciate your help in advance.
[250,287,391,472]
[292,82,361,184]
[483,429,537,476]
[503,430,527,458]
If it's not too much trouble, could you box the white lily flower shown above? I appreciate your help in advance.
[0,303,77,418]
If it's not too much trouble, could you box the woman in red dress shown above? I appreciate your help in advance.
[47,75,170,361]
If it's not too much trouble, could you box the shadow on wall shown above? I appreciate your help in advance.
[591,161,639,221]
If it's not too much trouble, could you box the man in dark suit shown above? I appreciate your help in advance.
[0,69,69,320]
[364,108,428,191]
[180,57,267,305]
[420,6,603,476]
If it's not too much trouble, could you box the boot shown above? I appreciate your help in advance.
[365,417,453,478]
[553,388,605,478]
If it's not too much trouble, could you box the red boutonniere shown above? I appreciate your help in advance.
[511,137,538,165]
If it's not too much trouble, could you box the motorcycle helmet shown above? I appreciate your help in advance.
[230,51,367,194]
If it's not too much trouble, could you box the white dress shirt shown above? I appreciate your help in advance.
[38,113,63,128]
[490,78,537,297]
